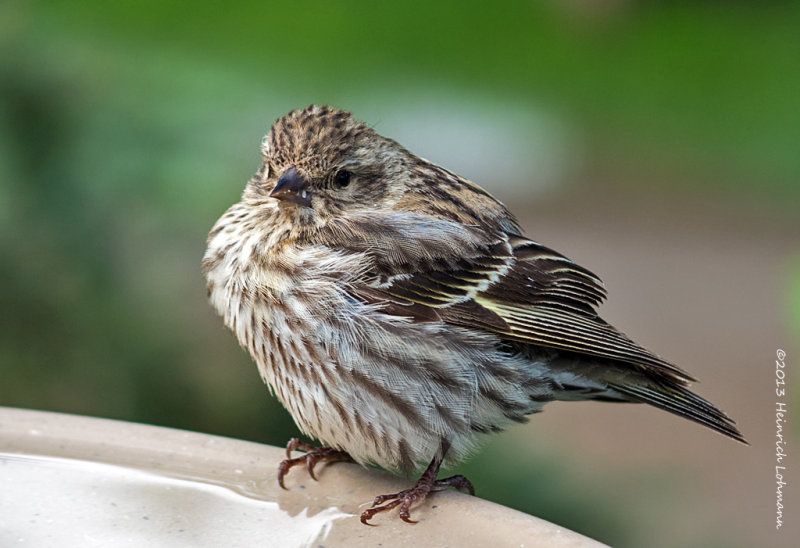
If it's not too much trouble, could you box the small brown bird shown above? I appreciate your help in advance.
[203,105,745,525]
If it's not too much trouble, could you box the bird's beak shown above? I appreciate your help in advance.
[270,166,312,207]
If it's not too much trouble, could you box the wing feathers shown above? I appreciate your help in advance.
[335,210,743,441]
[343,220,692,382]
[481,299,692,381]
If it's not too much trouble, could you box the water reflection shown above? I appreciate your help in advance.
[0,453,352,548]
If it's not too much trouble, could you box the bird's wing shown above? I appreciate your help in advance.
[321,212,691,383]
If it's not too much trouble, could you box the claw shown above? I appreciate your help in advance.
[279,440,475,525]
[361,498,403,525]
[277,459,294,490]
[276,438,352,490]
[306,456,319,480]
[357,450,475,525]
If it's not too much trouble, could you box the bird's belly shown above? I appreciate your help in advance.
[237,286,551,471]
[248,296,451,471]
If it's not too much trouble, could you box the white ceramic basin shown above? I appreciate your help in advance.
[0,407,605,547]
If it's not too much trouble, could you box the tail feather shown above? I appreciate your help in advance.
[608,382,748,444]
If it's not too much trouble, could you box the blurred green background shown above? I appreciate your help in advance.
[2,1,798,547]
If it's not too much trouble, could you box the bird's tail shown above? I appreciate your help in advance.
[606,380,748,444]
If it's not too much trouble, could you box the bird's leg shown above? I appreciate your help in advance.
[277,437,353,489]
[360,444,475,525]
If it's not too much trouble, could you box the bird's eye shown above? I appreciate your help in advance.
[334,170,351,188]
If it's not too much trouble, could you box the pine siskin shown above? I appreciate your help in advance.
[203,105,746,525]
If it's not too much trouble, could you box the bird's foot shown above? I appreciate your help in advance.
[360,472,474,525]
[277,437,353,489]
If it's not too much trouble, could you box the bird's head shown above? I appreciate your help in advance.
[245,105,411,231]
[241,104,520,246]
